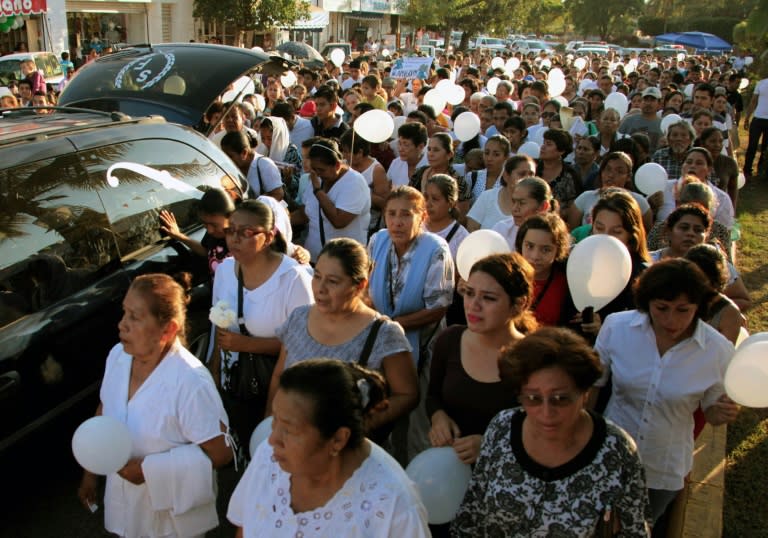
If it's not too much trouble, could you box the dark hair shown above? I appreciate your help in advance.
[665,202,713,233]
[697,126,723,147]
[694,82,715,98]
[129,273,192,345]
[498,327,602,394]
[300,135,326,149]
[220,130,251,155]
[270,101,295,119]
[485,134,511,155]
[205,101,225,120]
[686,147,714,168]
[515,213,570,264]
[591,189,649,262]
[317,238,371,284]
[339,129,370,156]
[361,74,381,88]
[630,132,650,154]
[503,115,527,135]
[684,243,729,291]
[633,258,713,319]
[418,104,437,120]
[385,185,426,213]
[278,359,388,450]
[426,174,459,218]
[493,101,515,115]
[513,176,557,212]
[313,85,338,104]
[233,199,288,253]
[598,151,634,187]
[580,135,601,154]
[197,188,236,217]
[469,253,538,334]
[542,128,573,157]
[430,132,454,158]
[308,138,343,166]
[354,102,375,115]
[398,121,428,146]
[406,110,430,126]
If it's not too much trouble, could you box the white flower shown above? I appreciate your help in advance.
[209,300,237,328]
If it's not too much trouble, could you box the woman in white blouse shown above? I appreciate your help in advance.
[594,259,740,523]
[228,359,429,537]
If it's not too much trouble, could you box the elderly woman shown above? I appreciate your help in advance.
[595,259,739,523]
[453,327,651,537]
[572,151,652,230]
[78,274,233,537]
[268,238,418,439]
[210,200,313,450]
[257,116,303,203]
[292,138,371,261]
[368,186,454,462]
[229,359,429,536]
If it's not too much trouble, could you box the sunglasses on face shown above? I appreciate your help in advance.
[518,391,582,408]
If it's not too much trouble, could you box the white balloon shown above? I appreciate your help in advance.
[604,92,628,117]
[406,447,472,524]
[660,113,683,135]
[540,59,552,69]
[435,78,454,98]
[249,416,274,457]
[446,84,466,106]
[456,229,510,280]
[548,68,564,81]
[737,172,746,189]
[72,416,132,475]
[737,331,768,349]
[505,57,520,73]
[353,109,395,143]
[725,341,768,407]
[453,111,481,142]
[739,78,749,91]
[574,57,587,71]
[382,48,390,57]
[684,83,695,98]
[330,48,345,67]
[423,89,447,115]
[222,75,256,102]
[553,95,569,108]
[486,77,501,95]
[517,141,540,159]
[634,162,668,196]
[548,77,566,97]
[677,52,685,62]
[566,235,632,312]
[280,70,297,89]
[491,57,504,70]
[745,56,754,66]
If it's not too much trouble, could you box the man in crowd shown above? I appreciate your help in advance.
[311,85,349,141]
[619,87,663,152]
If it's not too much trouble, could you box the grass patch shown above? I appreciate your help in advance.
[723,165,768,537]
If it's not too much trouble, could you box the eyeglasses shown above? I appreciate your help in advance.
[223,226,264,240]
[518,392,583,408]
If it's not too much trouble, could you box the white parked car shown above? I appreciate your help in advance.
[472,36,508,52]
[512,39,554,56]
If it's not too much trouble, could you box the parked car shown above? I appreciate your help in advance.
[0,51,65,87]
[472,36,508,52]
[577,45,611,56]
[511,39,555,56]
[0,43,287,455]
[320,42,353,62]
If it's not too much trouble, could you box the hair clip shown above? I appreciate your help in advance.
[356,378,370,408]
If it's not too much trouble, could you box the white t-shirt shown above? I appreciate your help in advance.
[247,155,284,196]
[387,153,428,187]
[228,441,430,538]
[211,256,314,385]
[467,187,510,229]
[491,217,520,251]
[428,220,469,262]
[304,168,372,260]
[100,341,227,538]
[290,116,315,148]
[753,78,768,119]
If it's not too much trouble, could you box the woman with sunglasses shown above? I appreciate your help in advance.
[453,327,650,537]
[210,199,313,451]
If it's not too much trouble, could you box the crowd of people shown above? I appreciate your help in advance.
[69,41,763,537]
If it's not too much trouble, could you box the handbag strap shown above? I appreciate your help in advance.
[445,221,461,243]
[237,266,250,336]
[318,200,326,246]
[358,318,385,368]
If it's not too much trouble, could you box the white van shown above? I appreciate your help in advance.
[0,51,65,87]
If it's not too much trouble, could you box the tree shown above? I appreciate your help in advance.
[523,0,567,37]
[193,0,309,33]
[566,0,643,39]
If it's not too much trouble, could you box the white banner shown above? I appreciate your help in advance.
[390,56,433,80]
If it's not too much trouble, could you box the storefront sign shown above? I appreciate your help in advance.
[360,0,390,12]
[390,56,433,80]
[0,0,47,16]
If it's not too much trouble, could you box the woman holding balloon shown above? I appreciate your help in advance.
[595,259,739,523]
[78,274,233,538]
[427,253,536,464]
[452,327,651,537]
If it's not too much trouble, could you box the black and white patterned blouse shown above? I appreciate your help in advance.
[452,408,651,537]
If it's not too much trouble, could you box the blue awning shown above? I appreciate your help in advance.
[284,6,329,29]
[655,32,732,51]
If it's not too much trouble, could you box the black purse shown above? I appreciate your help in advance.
[226,267,278,402]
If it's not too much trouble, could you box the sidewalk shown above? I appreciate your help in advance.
[666,424,727,537]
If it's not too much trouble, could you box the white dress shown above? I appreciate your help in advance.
[211,255,314,386]
[100,341,229,538]
[227,441,430,537]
